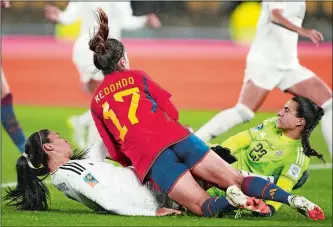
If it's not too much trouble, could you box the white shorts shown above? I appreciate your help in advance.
[72,36,104,84]
[244,62,315,91]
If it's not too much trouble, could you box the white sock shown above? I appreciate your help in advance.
[195,104,255,142]
[321,99,332,157]
[195,106,250,142]
[86,116,100,148]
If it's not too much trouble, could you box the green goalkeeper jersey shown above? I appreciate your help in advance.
[224,117,309,183]
[208,117,310,212]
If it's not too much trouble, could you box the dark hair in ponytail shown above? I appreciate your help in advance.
[3,130,51,211]
[292,96,325,162]
[89,8,125,75]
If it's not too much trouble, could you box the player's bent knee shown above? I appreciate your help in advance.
[235,103,255,123]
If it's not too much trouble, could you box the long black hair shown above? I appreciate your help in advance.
[3,130,89,211]
[292,96,325,162]
[88,8,125,75]
[3,130,51,211]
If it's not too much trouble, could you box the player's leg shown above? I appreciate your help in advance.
[172,134,324,219]
[195,62,274,142]
[280,67,332,157]
[1,71,26,153]
[149,148,264,217]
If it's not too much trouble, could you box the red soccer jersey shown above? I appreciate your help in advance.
[91,69,190,182]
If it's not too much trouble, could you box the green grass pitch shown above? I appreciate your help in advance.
[1,106,332,226]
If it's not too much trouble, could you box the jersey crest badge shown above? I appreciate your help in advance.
[251,123,264,132]
[259,132,266,138]
[287,164,301,179]
[275,150,283,156]
[83,172,99,188]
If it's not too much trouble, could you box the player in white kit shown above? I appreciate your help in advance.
[44,2,162,149]
[4,129,324,219]
[195,1,332,156]
[3,129,180,216]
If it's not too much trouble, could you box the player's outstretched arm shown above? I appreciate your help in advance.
[269,4,323,45]
[114,2,162,30]
[85,138,109,161]
[44,2,80,25]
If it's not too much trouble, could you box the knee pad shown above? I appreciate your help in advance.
[235,103,255,122]
[321,98,332,113]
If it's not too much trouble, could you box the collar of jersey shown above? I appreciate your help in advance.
[280,131,302,145]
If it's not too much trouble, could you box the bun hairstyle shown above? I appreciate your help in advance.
[89,8,125,75]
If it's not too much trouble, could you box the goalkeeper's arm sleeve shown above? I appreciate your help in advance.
[221,130,252,153]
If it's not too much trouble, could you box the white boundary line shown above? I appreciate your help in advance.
[1,180,52,188]
[309,163,332,170]
[1,163,331,188]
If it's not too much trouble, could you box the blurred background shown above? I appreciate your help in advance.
[1,1,333,40]
[1,1,332,110]
[1,2,332,225]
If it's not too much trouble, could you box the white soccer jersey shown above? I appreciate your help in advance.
[246,1,307,69]
[51,139,163,216]
[57,1,148,40]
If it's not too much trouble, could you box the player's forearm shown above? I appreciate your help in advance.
[87,138,108,161]
[122,16,148,30]
[271,9,302,34]
[104,203,157,216]
[57,2,79,25]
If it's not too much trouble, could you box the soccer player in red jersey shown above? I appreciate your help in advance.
[89,8,325,220]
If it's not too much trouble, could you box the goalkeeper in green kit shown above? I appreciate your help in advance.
[208,96,326,216]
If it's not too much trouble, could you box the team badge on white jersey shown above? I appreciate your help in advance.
[83,172,99,188]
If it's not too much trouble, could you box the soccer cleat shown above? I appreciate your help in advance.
[226,185,270,216]
[289,196,325,220]
[66,115,86,149]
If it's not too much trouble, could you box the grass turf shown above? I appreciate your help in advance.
[1,106,332,226]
